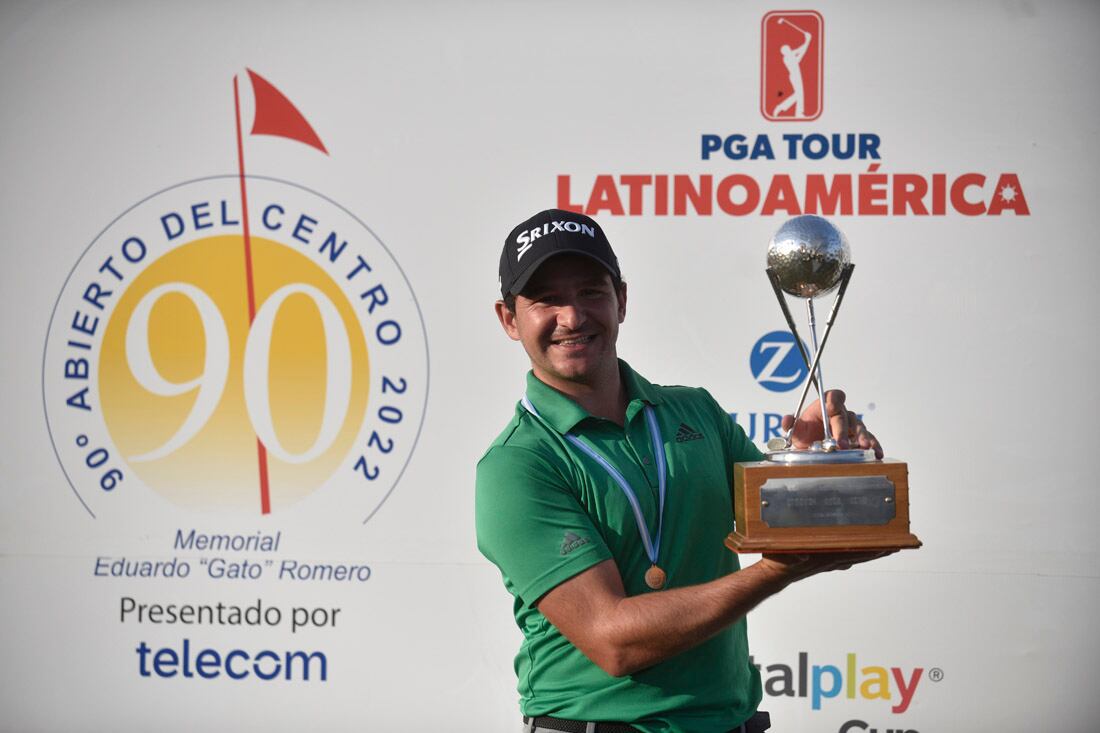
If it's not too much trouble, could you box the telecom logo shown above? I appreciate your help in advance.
[750,330,809,393]
[42,70,428,521]
[761,10,823,121]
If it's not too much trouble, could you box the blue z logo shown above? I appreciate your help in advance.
[750,331,809,393]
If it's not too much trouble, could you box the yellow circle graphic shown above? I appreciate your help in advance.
[98,235,370,512]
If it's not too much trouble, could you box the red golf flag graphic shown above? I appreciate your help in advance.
[233,69,328,514]
[247,68,328,153]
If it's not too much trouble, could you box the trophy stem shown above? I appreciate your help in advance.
[782,264,856,446]
[806,299,833,443]
[765,268,821,396]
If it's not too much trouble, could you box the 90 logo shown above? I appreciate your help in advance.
[44,177,428,519]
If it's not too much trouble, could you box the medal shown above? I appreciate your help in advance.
[523,396,670,592]
[645,565,667,590]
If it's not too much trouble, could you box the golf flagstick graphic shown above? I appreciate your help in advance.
[232,69,328,514]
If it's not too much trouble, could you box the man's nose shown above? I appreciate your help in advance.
[556,301,586,329]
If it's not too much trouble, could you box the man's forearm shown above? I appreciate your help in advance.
[538,547,882,676]
[589,560,793,676]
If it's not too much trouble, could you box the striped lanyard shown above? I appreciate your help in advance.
[521,395,669,589]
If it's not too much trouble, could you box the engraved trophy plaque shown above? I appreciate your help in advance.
[726,216,922,553]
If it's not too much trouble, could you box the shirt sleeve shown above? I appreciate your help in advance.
[476,445,613,609]
[698,387,765,468]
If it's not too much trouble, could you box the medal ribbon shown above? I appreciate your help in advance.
[521,396,667,571]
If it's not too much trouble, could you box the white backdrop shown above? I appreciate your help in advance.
[2,2,1098,731]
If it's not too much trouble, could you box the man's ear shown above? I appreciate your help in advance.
[617,281,628,323]
[495,300,521,341]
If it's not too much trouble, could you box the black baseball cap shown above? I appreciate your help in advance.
[499,209,621,298]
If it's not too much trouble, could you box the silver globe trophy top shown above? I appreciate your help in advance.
[767,215,851,298]
[764,215,869,464]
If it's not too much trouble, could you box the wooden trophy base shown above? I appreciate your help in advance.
[725,458,922,554]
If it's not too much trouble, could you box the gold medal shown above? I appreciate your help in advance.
[644,564,667,590]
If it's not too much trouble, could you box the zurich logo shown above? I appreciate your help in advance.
[750,331,809,392]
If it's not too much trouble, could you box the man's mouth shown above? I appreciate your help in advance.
[553,334,596,346]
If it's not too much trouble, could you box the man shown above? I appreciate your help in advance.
[476,209,886,733]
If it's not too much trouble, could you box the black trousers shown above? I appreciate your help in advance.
[522,710,771,733]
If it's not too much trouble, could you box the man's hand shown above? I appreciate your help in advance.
[758,550,895,584]
[780,389,883,459]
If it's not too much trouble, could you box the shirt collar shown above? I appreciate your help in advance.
[523,359,663,435]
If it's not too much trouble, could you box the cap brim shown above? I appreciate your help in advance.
[505,249,618,297]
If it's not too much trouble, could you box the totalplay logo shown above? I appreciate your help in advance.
[749,651,929,714]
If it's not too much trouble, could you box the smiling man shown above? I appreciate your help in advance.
[476,209,885,733]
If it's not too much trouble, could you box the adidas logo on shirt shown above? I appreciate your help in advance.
[560,531,590,555]
[675,423,704,443]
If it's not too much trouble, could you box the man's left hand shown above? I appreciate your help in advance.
[780,389,883,459]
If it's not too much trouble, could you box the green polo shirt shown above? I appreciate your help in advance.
[475,361,764,732]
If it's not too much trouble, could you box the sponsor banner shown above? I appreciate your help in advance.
[2,2,1098,731]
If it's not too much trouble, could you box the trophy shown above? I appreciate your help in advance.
[726,215,922,553]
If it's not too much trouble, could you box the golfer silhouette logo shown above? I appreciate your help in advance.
[761,11,823,121]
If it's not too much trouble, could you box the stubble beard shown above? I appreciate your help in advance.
[538,341,618,391]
